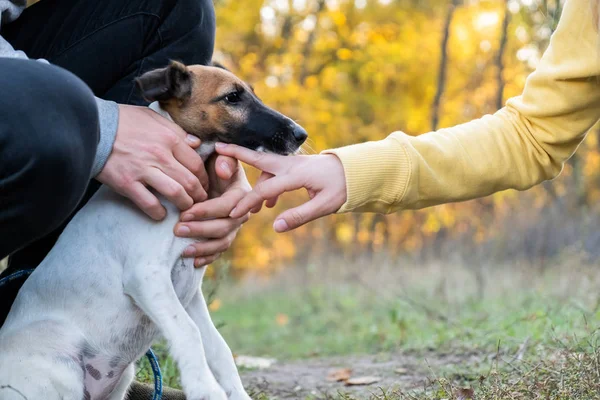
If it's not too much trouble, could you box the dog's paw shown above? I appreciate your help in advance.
[187,384,228,400]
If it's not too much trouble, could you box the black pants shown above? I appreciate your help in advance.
[0,0,215,348]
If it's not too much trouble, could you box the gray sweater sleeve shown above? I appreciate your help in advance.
[1,0,119,177]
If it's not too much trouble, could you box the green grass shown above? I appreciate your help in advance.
[136,258,600,399]
[137,283,600,398]
[210,286,598,359]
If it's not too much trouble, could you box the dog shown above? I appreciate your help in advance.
[0,61,307,400]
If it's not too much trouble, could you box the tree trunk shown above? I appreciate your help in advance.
[495,0,510,110]
[431,0,458,131]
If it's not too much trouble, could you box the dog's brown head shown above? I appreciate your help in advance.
[136,61,307,155]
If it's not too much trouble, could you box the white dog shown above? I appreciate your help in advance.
[0,61,307,400]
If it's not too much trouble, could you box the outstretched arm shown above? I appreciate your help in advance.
[219,0,600,232]
[325,0,600,213]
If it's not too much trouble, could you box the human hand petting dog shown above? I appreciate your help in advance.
[175,156,251,267]
[215,143,347,233]
[97,105,245,267]
[97,104,209,220]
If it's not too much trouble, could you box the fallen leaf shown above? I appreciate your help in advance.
[208,298,221,311]
[395,367,408,375]
[276,313,289,326]
[345,376,382,386]
[326,368,352,382]
[456,387,475,400]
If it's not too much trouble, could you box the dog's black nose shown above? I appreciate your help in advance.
[293,125,308,144]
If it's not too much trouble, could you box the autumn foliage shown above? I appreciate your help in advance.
[208,0,600,274]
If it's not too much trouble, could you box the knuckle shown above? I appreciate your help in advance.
[253,184,266,199]
[116,175,134,192]
[164,131,180,146]
[183,176,200,192]
[147,144,163,158]
[216,226,230,238]
[189,159,204,175]
[290,210,304,226]
[144,198,161,212]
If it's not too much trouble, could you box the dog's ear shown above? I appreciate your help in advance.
[135,61,193,103]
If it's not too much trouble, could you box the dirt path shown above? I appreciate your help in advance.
[239,351,487,398]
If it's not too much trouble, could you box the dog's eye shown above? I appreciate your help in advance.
[224,92,241,104]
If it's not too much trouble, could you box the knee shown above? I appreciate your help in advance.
[160,0,216,65]
[1,60,99,224]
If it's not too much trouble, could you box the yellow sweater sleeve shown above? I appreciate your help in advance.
[324,0,600,214]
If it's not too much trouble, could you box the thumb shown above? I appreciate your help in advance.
[273,194,331,233]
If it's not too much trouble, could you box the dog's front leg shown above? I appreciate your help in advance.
[186,288,252,400]
[124,268,227,400]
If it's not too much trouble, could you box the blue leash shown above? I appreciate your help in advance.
[0,268,163,400]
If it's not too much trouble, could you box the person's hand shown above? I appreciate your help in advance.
[215,143,347,233]
[174,155,251,267]
[97,105,208,220]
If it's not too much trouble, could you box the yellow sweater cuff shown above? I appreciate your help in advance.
[322,133,412,214]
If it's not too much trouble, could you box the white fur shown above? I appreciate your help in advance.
[0,103,251,400]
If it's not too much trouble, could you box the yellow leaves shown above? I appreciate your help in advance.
[255,247,271,268]
[211,0,586,276]
[239,53,259,76]
[336,48,353,61]
[305,75,319,89]
[423,214,441,235]
[336,223,354,244]
[317,110,333,124]
[331,11,347,27]
[208,299,222,312]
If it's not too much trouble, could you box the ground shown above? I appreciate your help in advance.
[137,257,600,399]
[239,350,487,399]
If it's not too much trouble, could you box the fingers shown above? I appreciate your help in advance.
[230,175,302,219]
[194,254,220,268]
[124,182,166,221]
[214,155,239,180]
[265,196,279,209]
[274,193,332,232]
[175,215,249,239]
[184,134,201,149]
[171,141,209,200]
[214,143,289,174]
[144,168,194,211]
[183,230,237,259]
[250,171,273,214]
[180,187,248,222]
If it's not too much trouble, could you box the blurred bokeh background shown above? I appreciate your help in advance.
[211,0,598,277]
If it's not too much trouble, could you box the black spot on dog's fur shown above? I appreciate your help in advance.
[109,356,120,368]
[85,364,102,381]
[82,343,96,359]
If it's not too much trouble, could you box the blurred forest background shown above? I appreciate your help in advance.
[211,0,599,277]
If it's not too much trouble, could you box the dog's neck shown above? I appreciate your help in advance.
[148,101,216,162]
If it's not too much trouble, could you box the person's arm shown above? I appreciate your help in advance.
[1,1,118,177]
[215,0,600,232]
[325,0,600,213]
